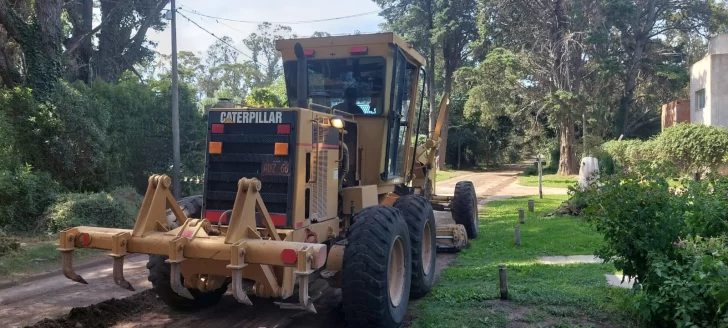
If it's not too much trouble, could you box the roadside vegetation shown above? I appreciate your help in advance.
[410,195,635,327]
[0,235,104,284]
[518,174,578,188]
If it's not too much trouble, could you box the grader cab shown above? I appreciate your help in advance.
[58,32,479,328]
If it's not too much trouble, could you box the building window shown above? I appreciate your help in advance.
[697,89,706,110]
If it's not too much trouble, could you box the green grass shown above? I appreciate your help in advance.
[519,174,578,188]
[0,237,104,282]
[436,170,455,181]
[409,195,636,327]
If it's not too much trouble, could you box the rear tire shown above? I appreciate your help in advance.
[165,195,203,228]
[452,181,479,239]
[342,206,412,328]
[393,195,436,299]
[149,195,227,310]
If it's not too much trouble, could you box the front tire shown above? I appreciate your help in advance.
[342,206,412,328]
[452,181,479,239]
[394,195,436,299]
[149,195,228,310]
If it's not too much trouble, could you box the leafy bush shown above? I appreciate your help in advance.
[46,189,143,233]
[636,236,728,327]
[601,124,728,177]
[577,163,728,326]
[654,123,728,176]
[579,163,688,280]
[0,165,61,233]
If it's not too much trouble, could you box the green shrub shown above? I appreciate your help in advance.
[46,189,142,233]
[591,149,616,175]
[0,165,61,233]
[577,163,728,326]
[580,163,688,280]
[654,123,728,176]
[636,236,728,327]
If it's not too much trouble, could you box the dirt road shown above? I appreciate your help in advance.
[1,167,538,328]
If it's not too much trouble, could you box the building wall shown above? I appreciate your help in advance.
[690,56,710,125]
[710,54,728,127]
[662,99,690,131]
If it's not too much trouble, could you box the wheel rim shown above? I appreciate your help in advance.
[388,236,406,307]
[422,221,433,275]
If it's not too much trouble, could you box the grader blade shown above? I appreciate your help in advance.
[436,224,468,252]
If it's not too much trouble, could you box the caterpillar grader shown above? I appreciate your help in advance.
[58,32,479,328]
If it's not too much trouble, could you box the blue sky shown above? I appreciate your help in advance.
[148,0,385,58]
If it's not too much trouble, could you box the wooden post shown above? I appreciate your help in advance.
[528,200,534,212]
[499,264,508,300]
[514,226,521,246]
[518,209,525,224]
[537,155,543,199]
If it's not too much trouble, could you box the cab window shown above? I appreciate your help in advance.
[283,57,386,115]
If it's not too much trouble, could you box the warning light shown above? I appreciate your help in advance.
[277,124,291,135]
[350,45,368,55]
[274,143,289,156]
[209,141,222,154]
[303,49,315,57]
[211,124,224,134]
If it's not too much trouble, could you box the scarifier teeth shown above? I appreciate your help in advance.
[112,256,135,291]
[231,269,253,305]
[61,251,88,284]
[170,262,194,299]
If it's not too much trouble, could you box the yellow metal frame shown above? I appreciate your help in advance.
[59,174,327,312]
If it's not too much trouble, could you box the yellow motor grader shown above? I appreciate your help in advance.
[58,32,479,328]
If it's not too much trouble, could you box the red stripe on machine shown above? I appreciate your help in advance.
[205,210,225,224]
[207,210,287,226]
[269,214,287,226]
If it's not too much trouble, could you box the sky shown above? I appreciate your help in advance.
[147,0,386,59]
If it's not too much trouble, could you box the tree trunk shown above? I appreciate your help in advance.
[558,117,578,175]
[615,0,657,137]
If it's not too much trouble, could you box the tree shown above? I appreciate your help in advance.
[0,0,64,97]
[243,22,295,87]
[608,0,713,137]
[484,0,603,175]
[431,0,478,169]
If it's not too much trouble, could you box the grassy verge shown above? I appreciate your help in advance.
[409,195,636,327]
[0,235,105,284]
[519,174,578,188]
[436,170,455,181]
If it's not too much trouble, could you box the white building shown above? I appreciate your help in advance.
[690,34,728,126]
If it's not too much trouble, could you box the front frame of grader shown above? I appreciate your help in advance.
[58,32,477,323]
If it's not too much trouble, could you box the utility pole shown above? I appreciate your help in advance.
[170,0,181,199]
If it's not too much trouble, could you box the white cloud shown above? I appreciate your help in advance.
[148,0,385,59]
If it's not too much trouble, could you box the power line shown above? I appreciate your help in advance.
[176,10,267,70]
[178,7,380,25]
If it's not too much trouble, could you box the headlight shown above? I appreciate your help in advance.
[331,116,345,129]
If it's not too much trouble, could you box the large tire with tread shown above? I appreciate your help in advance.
[165,195,203,228]
[452,181,479,239]
[393,195,436,299]
[147,255,228,310]
[343,206,412,328]
[148,195,228,310]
